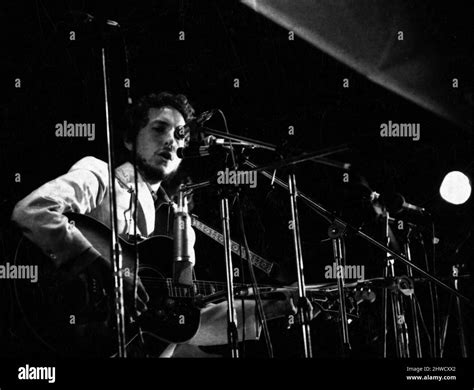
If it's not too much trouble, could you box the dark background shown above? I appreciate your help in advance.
[0,0,472,358]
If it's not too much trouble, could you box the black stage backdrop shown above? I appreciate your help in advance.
[0,0,473,370]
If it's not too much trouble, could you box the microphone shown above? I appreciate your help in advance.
[177,145,211,159]
[175,109,216,140]
[173,191,194,287]
[376,192,428,215]
[177,143,228,159]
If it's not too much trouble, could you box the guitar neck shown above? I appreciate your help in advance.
[161,279,339,304]
[161,278,249,299]
[191,216,274,275]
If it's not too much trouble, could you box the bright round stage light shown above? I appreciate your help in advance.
[439,171,471,205]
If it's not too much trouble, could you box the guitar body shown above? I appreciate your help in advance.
[13,213,201,357]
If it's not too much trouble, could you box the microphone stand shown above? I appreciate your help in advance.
[101,45,126,357]
[452,264,468,357]
[383,212,410,358]
[178,181,240,358]
[242,158,351,356]
[288,172,313,358]
[440,265,469,357]
[201,126,277,151]
[328,220,352,356]
[404,225,423,357]
[220,190,240,358]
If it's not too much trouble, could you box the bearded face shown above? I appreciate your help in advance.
[126,106,186,183]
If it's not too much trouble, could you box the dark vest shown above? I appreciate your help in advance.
[152,186,175,238]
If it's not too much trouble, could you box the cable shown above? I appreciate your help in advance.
[216,109,237,170]
[110,331,159,358]
[420,234,437,357]
[239,244,246,357]
[439,294,454,358]
[237,195,274,357]
[132,142,147,352]
[414,294,433,357]
[342,234,347,268]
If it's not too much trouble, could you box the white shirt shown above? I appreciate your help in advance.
[11,156,157,267]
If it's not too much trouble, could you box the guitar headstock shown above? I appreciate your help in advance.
[286,285,376,328]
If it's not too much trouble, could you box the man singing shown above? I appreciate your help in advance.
[12,92,299,357]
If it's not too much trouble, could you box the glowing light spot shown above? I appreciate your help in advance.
[440,171,471,205]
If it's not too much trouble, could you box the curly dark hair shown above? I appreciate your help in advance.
[124,92,195,143]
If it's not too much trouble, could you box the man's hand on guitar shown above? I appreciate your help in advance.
[123,271,150,316]
[262,286,320,323]
[93,255,150,318]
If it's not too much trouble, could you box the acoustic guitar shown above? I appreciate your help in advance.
[12,213,370,357]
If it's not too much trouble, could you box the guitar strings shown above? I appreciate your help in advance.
[135,276,346,299]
